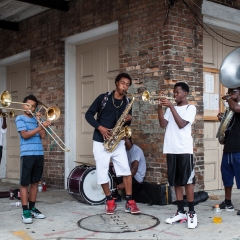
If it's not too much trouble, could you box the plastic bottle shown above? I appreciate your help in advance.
[213,204,222,223]
[42,180,46,191]
[38,181,43,192]
[10,202,21,207]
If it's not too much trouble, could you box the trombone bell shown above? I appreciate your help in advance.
[46,106,60,121]
[0,90,12,107]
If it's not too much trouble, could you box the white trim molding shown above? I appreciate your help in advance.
[0,50,30,178]
[0,50,30,66]
[63,21,118,188]
[202,0,240,32]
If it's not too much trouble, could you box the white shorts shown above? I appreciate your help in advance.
[93,140,131,184]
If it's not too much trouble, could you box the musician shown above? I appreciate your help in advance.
[109,137,146,201]
[217,88,240,216]
[15,95,51,224]
[85,73,141,215]
[0,109,7,164]
[158,82,197,229]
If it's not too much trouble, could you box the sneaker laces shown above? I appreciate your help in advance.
[31,207,41,214]
[105,200,116,211]
[23,210,31,218]
[127,200,139,211]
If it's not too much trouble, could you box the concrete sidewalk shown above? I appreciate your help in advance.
[0,181,239,240]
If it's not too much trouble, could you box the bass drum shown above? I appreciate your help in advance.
[67,165,113,205]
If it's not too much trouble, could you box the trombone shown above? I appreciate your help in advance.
[0,110,15,118]
[0,90,70,152]
[142,90,175,105]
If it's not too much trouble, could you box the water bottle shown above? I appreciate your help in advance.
[38,182,43,192]
[10,202,21,207]
[213,204,222,223]
[42,180,47,191]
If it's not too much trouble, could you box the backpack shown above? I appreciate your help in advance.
[97,91,130,119]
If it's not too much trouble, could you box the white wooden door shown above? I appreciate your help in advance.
[203,30,239,190]
[6,61,31,179]
[76,35,118,166]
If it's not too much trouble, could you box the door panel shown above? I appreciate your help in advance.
[76,35,119,166]
[6,61,30,179]
[203,30,238,190]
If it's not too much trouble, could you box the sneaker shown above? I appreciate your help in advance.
[105,200,117,215]
[22,210,33,224]
[125,200,141,214]
[187,211,197,229]
[219,201,234,211]
[165,211,187,224]
[31,207,46,219]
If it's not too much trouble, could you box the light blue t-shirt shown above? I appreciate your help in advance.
[127,144,146,183]
[15,115,43,157]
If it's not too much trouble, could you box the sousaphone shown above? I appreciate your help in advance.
[216,47,240,144]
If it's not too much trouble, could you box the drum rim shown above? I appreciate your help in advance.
[80,168,113,205]
[67,165,113,205]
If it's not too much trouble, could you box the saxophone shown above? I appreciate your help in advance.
[103,94,135,152]
[216,101,240,144]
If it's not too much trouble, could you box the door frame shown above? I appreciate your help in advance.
[63,21,118,188]
[0,50,30,178]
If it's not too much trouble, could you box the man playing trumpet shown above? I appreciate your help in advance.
[157,82,197,229]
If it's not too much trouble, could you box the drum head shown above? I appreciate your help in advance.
[80,168,113,205]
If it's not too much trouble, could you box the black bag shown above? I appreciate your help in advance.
[172,191,209,206]
[133,182,172,206]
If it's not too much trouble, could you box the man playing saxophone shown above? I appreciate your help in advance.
[216,88,240,216]
[85,73,141,215]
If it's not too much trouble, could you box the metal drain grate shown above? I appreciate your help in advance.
[77,211,160,233]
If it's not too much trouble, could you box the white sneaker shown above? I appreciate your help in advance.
[22,210,33,224]
[166,211,187,224]
[188,211,197,229]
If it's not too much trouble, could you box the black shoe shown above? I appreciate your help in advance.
[219,201,234,211]
[237,210,240,215]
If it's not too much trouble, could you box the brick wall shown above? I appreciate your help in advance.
[118,0,204,190]
[1,0,235,189]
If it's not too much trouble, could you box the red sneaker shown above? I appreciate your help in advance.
[125,200,141,214]
[105,200,117,215]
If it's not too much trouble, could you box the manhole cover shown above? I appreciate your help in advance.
[77,211,160,233]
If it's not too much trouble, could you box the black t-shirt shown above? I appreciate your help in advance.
[224,112,240,152]
[85,92,132,143]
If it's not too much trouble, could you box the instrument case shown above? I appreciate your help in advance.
[133,182,172,206]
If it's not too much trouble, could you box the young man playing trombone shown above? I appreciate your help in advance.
[15,95,51,224]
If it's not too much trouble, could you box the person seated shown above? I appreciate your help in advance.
[109,137,146,201]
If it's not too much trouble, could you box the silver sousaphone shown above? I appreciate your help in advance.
[216,47,240,144]
[219,47,240,88]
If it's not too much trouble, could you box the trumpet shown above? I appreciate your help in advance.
[0,90,70,152]
[142,90,175,105]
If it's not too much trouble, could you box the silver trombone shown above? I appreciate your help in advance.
[0,90,70,152]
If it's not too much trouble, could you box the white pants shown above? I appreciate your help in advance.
[93,140,131,184]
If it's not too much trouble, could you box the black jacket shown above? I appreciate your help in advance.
[85,91,132,143]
